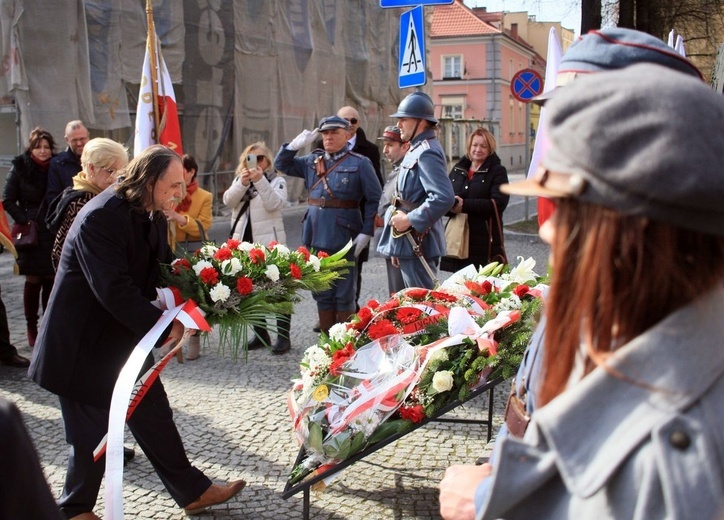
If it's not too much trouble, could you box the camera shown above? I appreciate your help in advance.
[246,154,257,169]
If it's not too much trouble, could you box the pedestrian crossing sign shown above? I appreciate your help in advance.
[398,6,425,88]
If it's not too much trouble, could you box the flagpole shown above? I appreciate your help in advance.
[146,0,161,140]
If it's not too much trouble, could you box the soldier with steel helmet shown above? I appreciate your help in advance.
[376,92,455,288]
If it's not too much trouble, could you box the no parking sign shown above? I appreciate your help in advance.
[511,69,543,102]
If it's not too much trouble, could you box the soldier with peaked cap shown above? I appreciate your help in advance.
[376,92,455,289]
[274,116,381,334]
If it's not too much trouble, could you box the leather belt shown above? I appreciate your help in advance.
[307,197,358,209]
[391,195,420,212]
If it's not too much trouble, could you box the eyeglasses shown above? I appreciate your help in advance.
[344,117,359,125]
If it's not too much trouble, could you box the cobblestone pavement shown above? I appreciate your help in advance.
[0,191,548,519]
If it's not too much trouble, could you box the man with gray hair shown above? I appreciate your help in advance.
[46,120,90,204]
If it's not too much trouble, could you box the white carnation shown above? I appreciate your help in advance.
[329,323,351,343]
[431,370,454,393]
[221,257,243,276]
[192,260,214,276]
[265,264,280,282]
[238,241,254,252]
[209,283,231,302]
[199,244,218,259]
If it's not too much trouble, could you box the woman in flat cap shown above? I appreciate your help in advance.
[440,63,724,519]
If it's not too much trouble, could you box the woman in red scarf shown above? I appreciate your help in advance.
[162,154,212,359]
[2,127,57,347]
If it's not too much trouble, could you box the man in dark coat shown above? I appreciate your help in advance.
[45,120,88,204]
[337,106,383,312]
[29,146,245,519]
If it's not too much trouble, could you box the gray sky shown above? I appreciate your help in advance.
[463,0,582,35]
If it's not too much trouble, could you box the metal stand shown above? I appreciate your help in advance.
[283,377,503,519]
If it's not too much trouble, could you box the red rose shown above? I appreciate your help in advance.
[317,251,329,259]
[214,248,233,261]
[226,239,241,249]
[367,319,398,340]
[236,277,253,295]
[290,263,302,280]
[513,284,530,298]
[199,267,219,285]
[399,404,425,423]
[249,248,266,264]
[396,307,423,325]
[481,281,493,294]
[296,246,311,261]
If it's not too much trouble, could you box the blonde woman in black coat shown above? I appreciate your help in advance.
[441,128,509,272]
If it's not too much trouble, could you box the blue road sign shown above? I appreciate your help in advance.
[511,68,544,102]
[381,0,453,7]
[399,6,425,88]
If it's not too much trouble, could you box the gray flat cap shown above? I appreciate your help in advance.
[503,63,724,236]
[533,28,702,105]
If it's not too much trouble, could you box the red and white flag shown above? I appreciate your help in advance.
[133,32,183,157]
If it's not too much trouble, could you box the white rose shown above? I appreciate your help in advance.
[431,370,454,393]
[307,255,321,272]
[221,257,243,276]
[274,244,290,257]
[265,264,280,282]
[192,260,214,276]
[429,348,449,364]
[209,283,231,302]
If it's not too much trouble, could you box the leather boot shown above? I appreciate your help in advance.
[336,311,354,325]
[23,280,42,347]
[247,327,270,350]
[317,309,337,335]
[184,479,246,515]
[272,315,292,355]
[186,332,201,360]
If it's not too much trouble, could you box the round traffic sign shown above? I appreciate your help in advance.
[511,69,543,103]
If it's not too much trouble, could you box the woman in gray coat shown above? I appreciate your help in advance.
[439,66,724,519]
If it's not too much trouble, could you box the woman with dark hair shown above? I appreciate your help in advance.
[440,65,724,519]
[440,128,509,273]
[2,127,57,347]
[164,154,213,256]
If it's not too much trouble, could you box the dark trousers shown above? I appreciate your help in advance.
[0,284,19,360]
[58,378,211,518]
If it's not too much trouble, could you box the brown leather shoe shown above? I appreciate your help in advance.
[0,353,31,368]
[69,513,101,520]
[183,479,246,515]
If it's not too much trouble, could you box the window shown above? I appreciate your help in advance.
[443,55,462,79]
[441,96,465,119]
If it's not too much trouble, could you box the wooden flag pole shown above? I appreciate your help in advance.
[145,0,161,140]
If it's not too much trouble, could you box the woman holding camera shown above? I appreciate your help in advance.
[223,142,291,354]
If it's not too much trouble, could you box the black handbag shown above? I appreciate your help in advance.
[12,221,38,250]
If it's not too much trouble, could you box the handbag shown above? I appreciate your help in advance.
[443,213,469,260]
[179,219,208,254]
[12,221,39,250]
[487,199,508,264]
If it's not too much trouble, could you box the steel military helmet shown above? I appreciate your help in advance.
[390,92,438,124]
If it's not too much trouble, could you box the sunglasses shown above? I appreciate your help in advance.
[344,117,359,125]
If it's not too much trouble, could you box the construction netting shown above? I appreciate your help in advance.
[0,0,411,176]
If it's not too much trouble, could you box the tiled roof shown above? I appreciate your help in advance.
[431,1,501,38]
